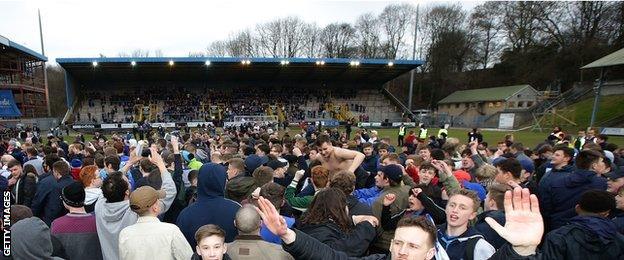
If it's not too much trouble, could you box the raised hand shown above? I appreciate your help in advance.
[383,193,396,206]
[352,215,379,227]
[170,135,179,152]
[292,147,302,157]
[256,196,288,237]
[294,170,305,181]
[149,146,165,168]
[431,160,452,177]
[469,141,478,151]
[411,188,422,197]
[485,187,543,256]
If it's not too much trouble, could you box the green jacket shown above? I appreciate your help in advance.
[371,184,411,251]
[285,179,314,211]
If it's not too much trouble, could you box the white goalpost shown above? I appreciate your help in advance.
[225,115,279,127]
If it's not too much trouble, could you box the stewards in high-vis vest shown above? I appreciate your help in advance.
[438,124,449,139]
[418,124,428,140]
[398,124,406,146]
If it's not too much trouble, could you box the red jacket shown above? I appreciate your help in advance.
[71,168,81,181]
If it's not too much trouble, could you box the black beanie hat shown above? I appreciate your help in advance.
[61,182,86,208]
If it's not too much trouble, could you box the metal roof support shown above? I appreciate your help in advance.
[589,68,605,128]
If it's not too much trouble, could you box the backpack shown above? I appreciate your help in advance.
[463,237,480,260]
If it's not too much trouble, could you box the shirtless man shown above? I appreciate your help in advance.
[315,135,367,188]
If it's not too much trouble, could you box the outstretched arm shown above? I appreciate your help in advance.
[334,148,365,173]
[485,187,543,256]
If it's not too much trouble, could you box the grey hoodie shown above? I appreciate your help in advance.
[11,217,64,260]
[85,187,102,206]
[95,170,176,260]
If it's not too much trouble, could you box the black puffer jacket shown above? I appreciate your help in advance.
[283,229,388,260]
[297,220,376,257]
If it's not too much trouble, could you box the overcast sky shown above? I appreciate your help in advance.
[0,0,481,63]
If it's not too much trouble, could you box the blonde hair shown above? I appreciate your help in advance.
[449,189,481,212]
[476,164,498,181]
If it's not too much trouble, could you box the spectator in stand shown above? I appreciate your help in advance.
[51,182,102,260]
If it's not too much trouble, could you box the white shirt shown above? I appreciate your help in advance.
[118,216,192,260]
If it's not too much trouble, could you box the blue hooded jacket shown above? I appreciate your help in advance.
[545,169,607,231]
[176,163,241,247]
[542,215,624,259]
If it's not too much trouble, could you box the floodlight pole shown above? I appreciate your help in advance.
[589,68,605,129]
[39,9,51,117]
[408,4,419,112]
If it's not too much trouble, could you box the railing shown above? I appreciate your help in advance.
[597,114,624,127]
[381,87,415,118]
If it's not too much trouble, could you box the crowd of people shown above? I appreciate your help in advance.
[1,122,623,260]
[74,87,374,124]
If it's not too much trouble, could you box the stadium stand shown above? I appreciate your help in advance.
[58,57,420,126]
[72,86,402,124]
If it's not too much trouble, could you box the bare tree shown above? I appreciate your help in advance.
[131,49,151,57]
[566,1,619,47]
[469,2,503,69]
[154,49,164,57]
[500,1,541,52]
[225,30,256,57]
[355,13,382,58]
[420,4,468,72]
[188,51,206,57]
[281,16,307,57]
[206,41,229,57]
[379,3,416,59]
[256,20,282,57]
[320,23,356,58]
[302,23,322,58]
